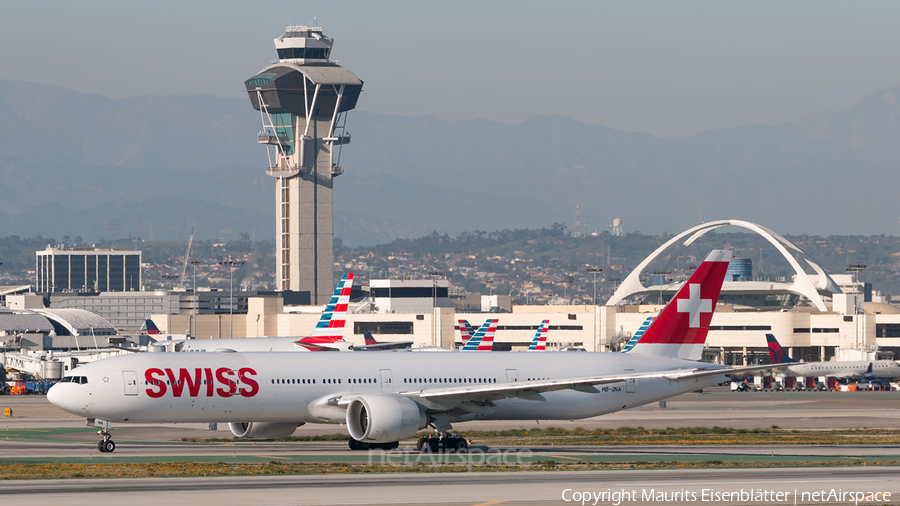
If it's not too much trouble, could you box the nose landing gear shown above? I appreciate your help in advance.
[97,429,116,453]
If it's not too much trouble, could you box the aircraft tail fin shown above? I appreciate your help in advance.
[141,318,160,335]
[459,319,475,342]
[625,250,732,361]
[461,319,498,351]
[766,334,797,364]
[296,273,353,351]
[527,320,550,351]
[364,331,378,346]
[621,316,655,353]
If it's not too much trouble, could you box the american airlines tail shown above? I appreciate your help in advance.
[294,273,353,351]
[625,250,732,361]
[766,334,797,364]
[527,320,550,351]
[621,316,655,353]
[460,318,498,351]
[458,319,476,343]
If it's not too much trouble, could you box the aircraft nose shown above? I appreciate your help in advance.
[46,383,63,407]
[47,383,80,415]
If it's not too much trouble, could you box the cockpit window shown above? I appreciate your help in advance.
[61,376,88,384]
[60,376,72,383]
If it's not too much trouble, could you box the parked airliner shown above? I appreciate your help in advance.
[767,334,900,379]
[178,273,354,353]
[48,250,783,453]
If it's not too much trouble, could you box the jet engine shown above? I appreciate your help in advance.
[228,422,302,439]
[346,394,427,443]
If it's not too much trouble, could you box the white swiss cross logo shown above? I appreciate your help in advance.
[676,283,712,328]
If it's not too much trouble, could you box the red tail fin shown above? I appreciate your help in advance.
[626,250,732,360]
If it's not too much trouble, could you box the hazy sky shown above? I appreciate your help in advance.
[4,1,900,138]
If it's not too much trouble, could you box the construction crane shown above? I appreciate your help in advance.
[180,227,194,290]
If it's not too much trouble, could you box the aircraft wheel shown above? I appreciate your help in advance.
[102,440,116,453]
[454,438,468,451]
[390,441,399,450]
[98,441,106,453]
[416,437,427,451]
[348,438,360,451]
[427,438,439,453]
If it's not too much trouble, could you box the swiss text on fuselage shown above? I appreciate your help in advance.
[144,367,259,398]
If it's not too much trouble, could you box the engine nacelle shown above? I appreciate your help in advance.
[346,394,427,443]
[228,422,302,439]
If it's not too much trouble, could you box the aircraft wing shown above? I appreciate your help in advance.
[352,341,414,351]
[401,363,793,405]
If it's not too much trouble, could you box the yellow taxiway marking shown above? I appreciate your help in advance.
[546,455,581,460]
[842,456,863,460]
[470,502,505,506]
[253,455,291,460]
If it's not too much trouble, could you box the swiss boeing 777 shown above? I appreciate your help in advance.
[48,250,784,453]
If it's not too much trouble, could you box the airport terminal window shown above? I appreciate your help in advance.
[877,324,900,338]
[371,287,448,298]
[812,328,839,333]
[793,328,810,333]
[354,321,413,335]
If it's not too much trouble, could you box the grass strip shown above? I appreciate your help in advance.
[180,426,900,446]
[1,459,897,480]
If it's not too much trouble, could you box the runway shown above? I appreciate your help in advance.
[1,467,898,506]
[3,437,900,465]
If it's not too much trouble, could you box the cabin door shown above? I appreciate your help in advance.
[123,370,138,396]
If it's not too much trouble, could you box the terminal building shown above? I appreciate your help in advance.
[146,220,900,365]
[35,246,141,293]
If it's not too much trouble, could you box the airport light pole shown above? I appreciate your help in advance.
[586,267,602,306]
[427,270,443,348]
[220,260,245,339]
[652,270,671,305]
[190,260,202,338]
[161,274,179,292]
[846,263,867,348]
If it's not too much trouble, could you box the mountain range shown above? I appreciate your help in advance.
[1,79,899,246]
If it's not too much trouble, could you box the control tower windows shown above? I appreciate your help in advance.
[271,113,295,155]
[277,47,331,60]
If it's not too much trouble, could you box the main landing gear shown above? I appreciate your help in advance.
[97,429,116,453]
[348,438,399,451]
[417,433,468,453]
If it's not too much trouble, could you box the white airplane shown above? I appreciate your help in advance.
[178,273,354,353]
[48,250,784,453]
[767,333,900,380]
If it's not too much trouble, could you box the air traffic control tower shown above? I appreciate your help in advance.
[245,24,363,303]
